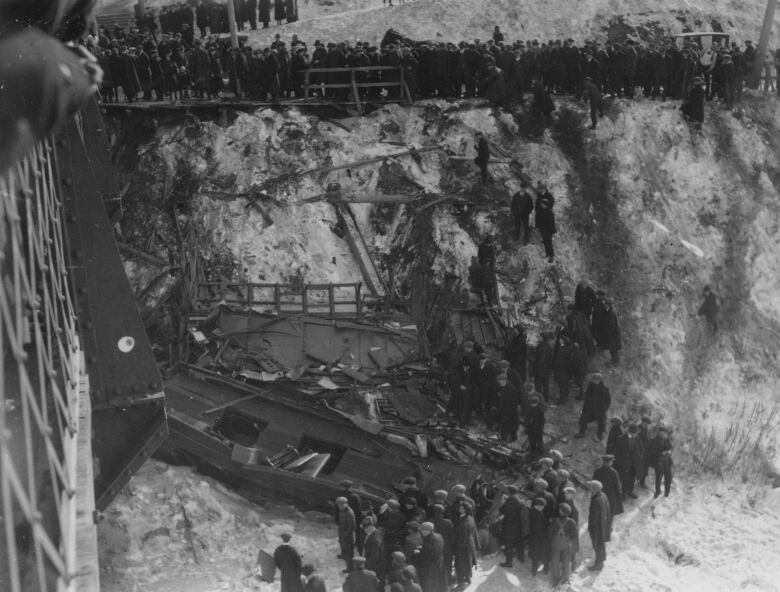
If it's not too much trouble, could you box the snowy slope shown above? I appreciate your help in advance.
[100,0,780,48]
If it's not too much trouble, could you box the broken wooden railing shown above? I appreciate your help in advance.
[303,65,413,113]
[193,281,365,316]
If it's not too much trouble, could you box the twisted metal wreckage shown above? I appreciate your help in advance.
[160,279,535,519]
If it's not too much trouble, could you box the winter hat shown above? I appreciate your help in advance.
[335,497,348,504]
[588,480,603,492]
[539,457,554,467]
[550,450,563,461]
[420,522,434,533]
[559,503,572,516]
[601,454,615,463]
[534,478,549,489]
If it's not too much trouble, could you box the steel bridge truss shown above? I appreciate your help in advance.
[0,139,98,591]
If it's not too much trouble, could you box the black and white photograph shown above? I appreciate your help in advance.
[1,1,779,591]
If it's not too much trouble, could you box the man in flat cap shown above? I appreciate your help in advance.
[361,516,385,580]
[419,522,447,592]
[273,532,303,592]
[592,455,623,517]
[337,480,363,535]
[429,503,453,584]
[525,395,546,457]
[499,485,527,567]
[342,556,380,592]
[561,487,580,570]
[336,497,356,572]
[528,497,550,575]
[647,425,673,498]
[388,551,417,587]
[548,503,578,586]
[378,498,406,560]
[577,372,611,440]
[533,478,558,521]
[587,481,611,571]
[638,416,652,488]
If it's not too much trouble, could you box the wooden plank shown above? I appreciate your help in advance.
[336,205,385,297]
[116,241,168,266]
[350,70,362,114]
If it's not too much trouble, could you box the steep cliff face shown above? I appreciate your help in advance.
[113,93,780,474]
[104,55,780,592]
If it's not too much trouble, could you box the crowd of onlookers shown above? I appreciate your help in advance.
[92,17,780,108]
[269,413,674,592]
[140,0,299,36]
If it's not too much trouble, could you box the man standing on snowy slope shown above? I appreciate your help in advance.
[273,533,304,592]
[581,76,603,129]
[419,522,447,592]
[576,372,611,439]
[697,285,719,333]
[587,480,611,571]
[535,184,556,263]
[474,132,490,183]
[681,76,705,129]
[336,497,356,572]
[591,290,622,363]
[592,454,624,518]
[647,425,673,498]
[511,181,535,243]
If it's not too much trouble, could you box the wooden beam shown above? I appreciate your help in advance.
[116,241,168,266]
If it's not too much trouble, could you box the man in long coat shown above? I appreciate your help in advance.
[498,485,527,567]
[577,372,610,439]
[259,0,271,27]
[474,132,490,183]
[342,556,380,592]
[532,332,554,402]
[361,517,385,581]
[592,455,623,517]
[336,497,356,572]
[430,504,453,584]
[418,522,447,592]
[535,185,556,262]
[511,182,534,243]
[528,497,549,575]
[494,373,520,442]
[591,290,622,362]
[273,533,304,592]
[587,481,611,571]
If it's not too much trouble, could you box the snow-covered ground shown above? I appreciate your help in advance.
[100,458,780,592]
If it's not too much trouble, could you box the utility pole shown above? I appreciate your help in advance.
[752,0,778,88]
[226,0,241,97]
[226,0,239,49]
